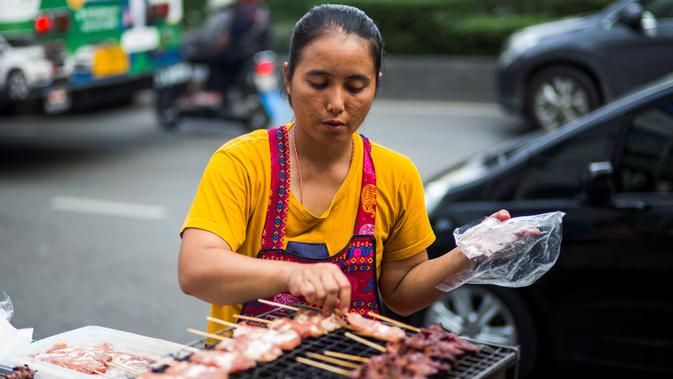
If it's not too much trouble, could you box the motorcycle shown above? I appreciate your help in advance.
[153,49,282,131]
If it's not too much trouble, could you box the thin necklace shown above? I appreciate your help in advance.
[292,125,304,204]
[291,126,354,206]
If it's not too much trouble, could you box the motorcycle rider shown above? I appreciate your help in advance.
[203,0,271,99]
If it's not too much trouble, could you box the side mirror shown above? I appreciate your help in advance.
[619,3,658,37]
[620,2,644,28]
[584,161,615,205]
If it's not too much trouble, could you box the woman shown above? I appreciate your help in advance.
[178,4,511,332]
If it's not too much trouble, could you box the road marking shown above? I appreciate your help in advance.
[50,196,166,220]
[371,99,505,118]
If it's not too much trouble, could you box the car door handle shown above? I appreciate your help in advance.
[612,199,648,210]
[433,217,454,233]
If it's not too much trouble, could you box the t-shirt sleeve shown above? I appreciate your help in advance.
[180,150,250,252]
[382,161,436,262]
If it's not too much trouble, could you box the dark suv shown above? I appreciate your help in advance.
[421,74,673,377]
[496,0,673,131]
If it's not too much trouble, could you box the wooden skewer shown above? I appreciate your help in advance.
[257,299,300,311]
[305,352,361,369]
[207,316,239,328]
[296,357,352,377]
[233,314,272,324]
[92,369,115,378]
[108,360,141,376]
[367,311,421,333]
[344,332,386,352]
[324,351,370,363]
[186,328,231,342]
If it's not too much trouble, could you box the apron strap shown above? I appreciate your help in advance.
[354,135,377,236]
[261,126,291,250]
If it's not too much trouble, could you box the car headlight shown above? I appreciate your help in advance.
[425,180,448,216]
[509,33,539,53]
[500,32,539,66]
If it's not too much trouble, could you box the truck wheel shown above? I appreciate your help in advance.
[7,70,29,102]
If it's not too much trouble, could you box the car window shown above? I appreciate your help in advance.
[644,0,673,19]
[512,124,619,200]
[618,99,673,193]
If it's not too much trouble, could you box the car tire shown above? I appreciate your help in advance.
[422,285,539,378]
[525,66,601,131]
[6,70,30,102]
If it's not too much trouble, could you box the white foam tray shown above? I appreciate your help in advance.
[11,326,189,379]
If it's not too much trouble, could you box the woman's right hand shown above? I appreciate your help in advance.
[285,263,351,315]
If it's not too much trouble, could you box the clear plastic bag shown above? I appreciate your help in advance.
[0,291,13,322]
[436,211,565,292]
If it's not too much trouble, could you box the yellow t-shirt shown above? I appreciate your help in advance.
[181,125,435,332]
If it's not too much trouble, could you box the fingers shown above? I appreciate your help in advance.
[287,263,352,315]
[332,270,352,313]
[514,227,541,237]
[289,271,317,304]
[490,209,510,221]
[304,282,318,305]
[320,273,340,316]
[307,274,326,308]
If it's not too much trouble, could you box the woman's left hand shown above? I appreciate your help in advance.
[457,209,541,260]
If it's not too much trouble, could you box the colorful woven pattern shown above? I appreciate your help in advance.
[241,126,381,319]
[261,126,291,250]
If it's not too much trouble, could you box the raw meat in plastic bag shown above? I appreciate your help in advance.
[436,212,565,292]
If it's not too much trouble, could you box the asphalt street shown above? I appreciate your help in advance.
[0,96,522,344]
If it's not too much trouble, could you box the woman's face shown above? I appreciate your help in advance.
[284,29,378,145]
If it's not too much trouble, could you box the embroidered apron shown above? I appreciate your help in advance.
[240,125,381,317]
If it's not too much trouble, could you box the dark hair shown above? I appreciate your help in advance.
[286,4,384,87]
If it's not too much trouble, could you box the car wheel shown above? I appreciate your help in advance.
[155,86,180,131]
[7,70,30,102]
[526,66,600,131]
[424,285,539,378]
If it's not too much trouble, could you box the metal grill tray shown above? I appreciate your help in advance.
[0,365,12,376]
[180,306,518,379]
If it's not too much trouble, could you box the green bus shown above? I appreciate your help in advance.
[0,0,183,111]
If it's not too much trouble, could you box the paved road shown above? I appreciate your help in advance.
[0,97,522,344]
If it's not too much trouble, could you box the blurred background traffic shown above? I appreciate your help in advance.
[1,0,672,378]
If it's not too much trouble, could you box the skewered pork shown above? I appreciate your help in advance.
[233,322,301,350]
[188,350,255,372]
[33,343,113,374]
[214,337,282,362]
[33,342,160,375]
[137,362,227,379]
[346,313,406,342]
[110,351,157,371]
[351,352,447,379]
[292,310,327,337]
[1,365,35,379]
[351,324,480,379]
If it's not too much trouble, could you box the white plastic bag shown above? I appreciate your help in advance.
[0,292,33,365]
[1,291,14,322]
[436,211,565,292]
